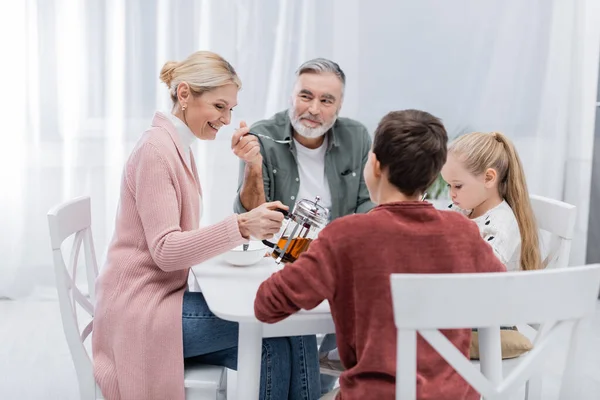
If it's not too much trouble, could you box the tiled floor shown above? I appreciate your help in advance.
[1,297,599,399]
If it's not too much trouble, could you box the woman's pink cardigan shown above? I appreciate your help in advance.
[92,112,246,399]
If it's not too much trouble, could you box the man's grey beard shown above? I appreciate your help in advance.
[288,108,337,139]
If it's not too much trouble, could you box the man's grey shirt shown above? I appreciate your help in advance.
[234,110,375,221]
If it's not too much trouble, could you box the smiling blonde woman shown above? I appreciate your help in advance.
[92,51,320,400]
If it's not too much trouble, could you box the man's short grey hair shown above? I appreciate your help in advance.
[296,58,346,87]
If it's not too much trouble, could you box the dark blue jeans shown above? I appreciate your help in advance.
[182,291,321,399]
[319,333,339,394]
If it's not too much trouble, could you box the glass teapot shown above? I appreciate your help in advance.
[262,196,330,264]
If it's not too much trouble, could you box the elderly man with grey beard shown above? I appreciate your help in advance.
[233,58,375,395]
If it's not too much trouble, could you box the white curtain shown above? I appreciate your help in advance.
[1,0,598,299]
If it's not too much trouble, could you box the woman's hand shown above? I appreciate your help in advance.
[237,201,288,239]
[232,121,262,166]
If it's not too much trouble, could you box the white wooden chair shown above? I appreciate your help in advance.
[391,265,600,400]
[47,196,227,400]
[502,195,577,398]
[529,194,577,269]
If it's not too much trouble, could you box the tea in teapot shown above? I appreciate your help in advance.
[271,237,313,263]
[262,196,329,264]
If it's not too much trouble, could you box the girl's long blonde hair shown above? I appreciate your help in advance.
[449,132,541,270]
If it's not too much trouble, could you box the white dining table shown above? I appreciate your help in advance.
[191,256,335,400]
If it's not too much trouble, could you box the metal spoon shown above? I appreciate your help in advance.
[248,132,291,144]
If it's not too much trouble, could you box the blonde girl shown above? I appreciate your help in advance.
[441,131,541,271]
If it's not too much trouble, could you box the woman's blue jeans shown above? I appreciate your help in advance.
[182,291,321,399]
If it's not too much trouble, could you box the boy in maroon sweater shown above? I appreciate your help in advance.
[254,110,506,399]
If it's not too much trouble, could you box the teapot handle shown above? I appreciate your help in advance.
[274,207,289,217]
[262,208,289,248]
[262,239,276,248]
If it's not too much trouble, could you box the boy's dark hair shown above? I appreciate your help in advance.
[372,110,448,196]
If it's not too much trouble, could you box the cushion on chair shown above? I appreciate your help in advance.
[469,327,533,360]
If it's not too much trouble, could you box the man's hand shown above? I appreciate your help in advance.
[232,121,262,166]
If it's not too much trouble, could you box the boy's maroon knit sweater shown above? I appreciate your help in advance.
[255,201,505,399]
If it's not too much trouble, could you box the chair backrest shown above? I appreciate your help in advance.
[47,196,99,399]
[390,265,600,400]
[529,194,576,269]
